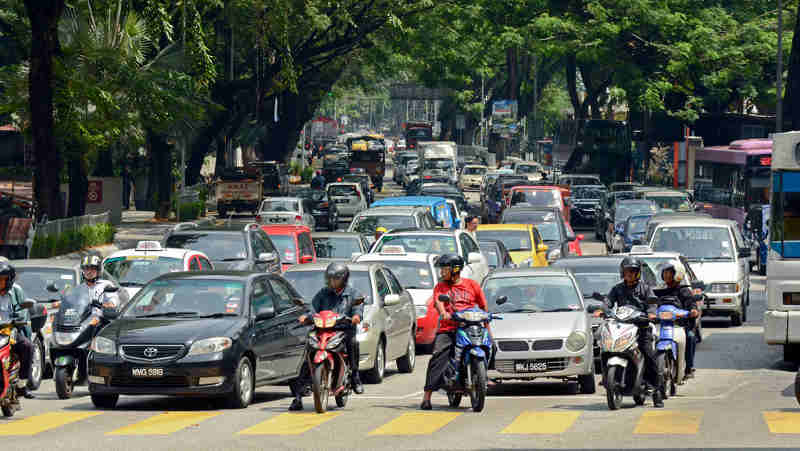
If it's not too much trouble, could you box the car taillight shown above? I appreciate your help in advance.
[295,215,302,222]
[319,202,329,208]
[783,293,800,305]
[256,215,262,223]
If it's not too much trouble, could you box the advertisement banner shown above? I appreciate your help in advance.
[491,100,518,134]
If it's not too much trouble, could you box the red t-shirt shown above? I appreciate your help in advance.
[433,278,488,332]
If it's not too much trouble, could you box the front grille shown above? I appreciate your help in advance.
[495,358,569,373]
[497,341,529,352]
[531,339,563,351]
[121,345,185,362]
[56,324,81,332]
[110,375,189,387]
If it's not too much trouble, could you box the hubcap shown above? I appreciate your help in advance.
[408,336,415,368]
[240,362,252,404]
[30,344,42,383]
[377,345,385,378]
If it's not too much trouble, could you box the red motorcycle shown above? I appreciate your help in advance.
[1,299,35,417]
[306,308,361,414]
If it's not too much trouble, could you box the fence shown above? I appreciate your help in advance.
[34,211,111,240]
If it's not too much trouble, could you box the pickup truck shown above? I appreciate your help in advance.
[216,175,262,217]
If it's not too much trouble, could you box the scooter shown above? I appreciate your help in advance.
[653,293,689,399]
[48,283,118,399]
[598,304,654,410]
[0,299,35,417]
[440,294,504,413]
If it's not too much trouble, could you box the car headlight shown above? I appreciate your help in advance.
[415,305,428,318]
[187,337,232,355]
[565,331,587,352]
[547,249,561,262]
[55,331,81,346]
[90,336,116,354]
[709,283,739,293]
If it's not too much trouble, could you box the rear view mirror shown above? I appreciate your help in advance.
[384,294,401,306]
[46,282,59,293]
[495,295,508,306]
[257,252,277,263]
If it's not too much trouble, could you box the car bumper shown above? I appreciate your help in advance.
[704,291,743,312]
[88,353,237,397]
[489,345,593,379]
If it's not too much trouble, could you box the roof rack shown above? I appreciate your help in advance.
[173,222,199,232]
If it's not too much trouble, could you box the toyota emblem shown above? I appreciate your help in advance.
[143,347,158,358]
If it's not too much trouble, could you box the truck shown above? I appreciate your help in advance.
[417,141,458,185]
[403,121,433,151]
[347,134,386,191]
[215,167,262,217]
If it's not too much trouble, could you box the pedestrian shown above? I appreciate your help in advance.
[465,215,479,240]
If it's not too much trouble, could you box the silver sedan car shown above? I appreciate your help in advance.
[483,267,596,394]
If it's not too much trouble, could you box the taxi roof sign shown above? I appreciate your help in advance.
[136,241,163,251]
[380,245,406,255]
[629,245,654,255]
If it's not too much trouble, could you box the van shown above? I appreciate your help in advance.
[371,196,457,229]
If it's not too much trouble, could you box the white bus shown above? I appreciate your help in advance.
[764,131,800,361]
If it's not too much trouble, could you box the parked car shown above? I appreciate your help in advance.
[478,239,516,270]
[294,188,339,231]
[476,224,549,268]
[327,182,368,220]
[283,262,417,383]
[311,232,371,262]
[260,225,317,272]
[256,197,315,229]
[87,271,310,409]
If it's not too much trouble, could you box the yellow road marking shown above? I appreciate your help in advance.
[764,411,800,434]
[501,411,581,434]
[238,412,341,435]
[368,412,462,436]
[0,411,102,435]
[633,410,702,434]
[107,411,221,435]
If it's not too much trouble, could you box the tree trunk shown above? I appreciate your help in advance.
[145,130,173,219]
[67,154,87,217]
[24,0,66,221]
[93,147,114,176]
[785,3,800,130]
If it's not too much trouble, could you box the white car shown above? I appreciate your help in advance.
[512,161,544,182]
[102,241,214,298]
[327,182,368,219]
[370,229,490,282]
[459,165,488,191]
[256,197,315,229]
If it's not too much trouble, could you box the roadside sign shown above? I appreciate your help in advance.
[87,180,103,203]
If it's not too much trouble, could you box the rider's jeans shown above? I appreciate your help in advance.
[685,328,697,370]
[11,334,32,381]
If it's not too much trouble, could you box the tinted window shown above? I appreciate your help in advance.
[329,185,358,196]
[284,270,373,305]
[374,270,389,304]
[104,256,183,287]
[483,276,581,312]
[375,235,458,254]
[298,232,315,258]
[269,234,298,263]
[351,215,416,234]
[260,199,299,212]
[313,236,361,258]
[165,233,247,261]
[251,279,275,315]
[510,190,560,208]
[16,268,76,301]
[503,210,558,224]
[124,278,245,317]
[384,269,404,294]
[571,273,620,297]
[475,230,532,252]
[652,226,734,261]
[268,278,296,311]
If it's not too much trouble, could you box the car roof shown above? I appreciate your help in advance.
[618,199,655,205]
[13,259,79,270]
[488,267,572,278]
[311,232,362,238]
[260,225,311,234]
[153,270,262,281]
[372,196,448,207]
[284,262,377,272]
[104,247,198,260]
[327,182,359,187]
[477,224,532,231]
[643,190,687,196]
[551,256,625,266]
[263,197,300,202]
[357,206,424,215]
[357,252,436,263]
[383,229,458,236]
[504,206,560,213]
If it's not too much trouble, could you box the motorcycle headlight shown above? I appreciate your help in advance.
[710,283,738,293]
[659,311,675,321]
[565,330,587,352]
[90,336,116,354]
[55,331,81,346]
[547,249,561,262]
[459,310,489,322]
[415,305,428,318]
[187,337,232,355]
[0,335,8,348]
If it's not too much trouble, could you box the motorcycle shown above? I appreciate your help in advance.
[0,298,35,417]
[598,304,655,410]
[47,283,118,399]
[439,294,504,413]
[298,296,364,414]
[652,291,690,399]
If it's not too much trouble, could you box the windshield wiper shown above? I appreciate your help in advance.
[119,281,144,287]
[541,308,580,313]
[503,308,540,313]
[220,257,246,262]
[197,312,239,318]
[135,311,199,318]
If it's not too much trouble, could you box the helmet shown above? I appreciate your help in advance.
[0,260,16,289]
[658,261,685,285]
[325,262,350,291]
[375,227,388,235]
[81,254,102,283]
[435,253,464,275]
[619,257,642,279]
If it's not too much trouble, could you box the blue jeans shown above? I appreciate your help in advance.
[685,328,697,370]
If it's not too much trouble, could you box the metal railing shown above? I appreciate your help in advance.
[34,211,111,240]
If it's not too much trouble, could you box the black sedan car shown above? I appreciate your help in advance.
[570,185,606,229]
[501,206,574,262]
[88,271,310,409]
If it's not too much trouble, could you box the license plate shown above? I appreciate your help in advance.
[132,368,164,377]
[335,199,349,204]
[515,361,548,372]
[270,218,284,223]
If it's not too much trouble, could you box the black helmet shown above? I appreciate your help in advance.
[325,262,350,290]
[619,257,642,279]
[0,260,15,288]
[435,253,464,274]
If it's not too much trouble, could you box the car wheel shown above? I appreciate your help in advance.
[730,311,743,327]
[91,394,119,409]
[742,301,748,324]
[27,336,44,391]
[364,339,385,384]
[396,331,416,373]
[785,344,800,363]
[578,373,596,394]
[227,356,254,409]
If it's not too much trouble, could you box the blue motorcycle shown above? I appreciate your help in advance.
[438,294,504,412]
[654,295,689,399]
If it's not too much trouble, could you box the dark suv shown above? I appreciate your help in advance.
[162,223,282,273]
[249,161,289,196]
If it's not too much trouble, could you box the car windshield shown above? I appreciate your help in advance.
[463,167,487,175]
[407,128,432,139]
[574,188,604,200]
[283,270,373,304]
[533,222,561,242]
[351,215,416,234]
[571,273,620,296]
[510,190,560,208]
[165,233,247,262]
[365,261,434,289]
[268,234,298,263]
[647,195,691,211]
[479,245,501,268]
[503,210,557,225]
[652,226,735,261]
[260,199,299,212]
[123,278,245,318]
[625,215,652,234]
[565,177,602,186]
[616,203,658,222]
[313,237,361,259]
[375,235,458,254]
[484,276,582,312]
[423,159,453,170]
[475,230,531,252]
[329,185,358,197]
[516,164,540,173]
[103,256,184,287]
[638,258,689,283]
[16,268,76,300]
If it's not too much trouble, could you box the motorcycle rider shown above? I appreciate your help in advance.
[0,261,34,399]
[658,262,700,378]
[599,257,663,407]
[292,262,364,411]
[311,170,326,190]
[420,254,488,410]
[80,255,120,310]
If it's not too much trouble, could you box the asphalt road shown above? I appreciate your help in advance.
[7,171,799,450]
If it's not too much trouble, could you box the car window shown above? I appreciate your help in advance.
[641,265,658,287]
[463,233,480,254]
[458,234,470,259]
[251,278,275,315]
[298,232,315,258]
[384,269,403,294]
[680,256,699,281]
[532,228,542,248]
[250,232,267,256]
[189,257,200,271]
[374,270,389,304]
[731,226,745,249]
[268,278,296,312]
[199,257,212,270]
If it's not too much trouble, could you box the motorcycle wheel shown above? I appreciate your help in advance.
[312,363,330,414]
[655,352,668,400]
[633,393,647,406]
[27,337,44,391]
[669,354,678,397]
[469,359,487,413]
[55,366,74,400]
[447,392,462,408]
[605,366,623,410]
[1,402,15,417]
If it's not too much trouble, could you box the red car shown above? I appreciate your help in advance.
[417,296,440,349]
[260,225,317,272]
[506,185,572,223]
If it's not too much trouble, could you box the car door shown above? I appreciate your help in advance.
[532,227,548,266]
[253,231,281,274]
[729,226,749,299]
[249,278,287,382]
[383,267,413,359]
[297,232,316,263]
[372,269,399,357]
[267,277,310,378]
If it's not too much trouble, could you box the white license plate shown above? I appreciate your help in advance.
[515,361,548,372]
[132,368,164,377]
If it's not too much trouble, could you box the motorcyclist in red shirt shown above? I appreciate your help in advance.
[420,254,488,410]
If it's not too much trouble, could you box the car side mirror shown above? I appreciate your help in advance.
[46,282,59,293]
[103,285,119,293]
[467,252,482,264]
[384,294,401,306]
[438,294,451,303]
[632,239,642,246]
[299,255,314,264]
[258,252,277,263]
[256,305,276,321]
[495,295,508,306]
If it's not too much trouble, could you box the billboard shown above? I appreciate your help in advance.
[491,100,518,134]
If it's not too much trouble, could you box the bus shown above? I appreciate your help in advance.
[692,138,771,228]
[764,131,800,362]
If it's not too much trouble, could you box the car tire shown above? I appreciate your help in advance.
[91,394,119,409]
[363,339,385,384]
[396,331,416,373]
[785,344,800,363]
[730,311,743,327]
[578,373,596,394]
[227,356,254,409]
[27,336,44,391]
[742,302,748,324]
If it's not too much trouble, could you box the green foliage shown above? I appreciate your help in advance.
[177,200,203,221]
[30,223,115,258]
[301,166,314,183]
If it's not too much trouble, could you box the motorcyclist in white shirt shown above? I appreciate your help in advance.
[80,255,119,310]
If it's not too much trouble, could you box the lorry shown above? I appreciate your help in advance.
[403,121,433,150]
[347,134,386,191]
[215,167,262,217]
[417,141,458,185]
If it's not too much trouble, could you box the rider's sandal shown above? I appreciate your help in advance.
[420,400,432,410]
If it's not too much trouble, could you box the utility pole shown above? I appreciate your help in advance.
[777,0,783,132]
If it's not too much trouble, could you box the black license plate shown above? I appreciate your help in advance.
[131,368,164,377]
[515,360,548,372]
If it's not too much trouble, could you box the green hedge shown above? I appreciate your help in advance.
[177,201,204,221]
[301,167,314,183]
[30,223,116,258]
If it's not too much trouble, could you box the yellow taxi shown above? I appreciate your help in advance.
[476,224,549,267]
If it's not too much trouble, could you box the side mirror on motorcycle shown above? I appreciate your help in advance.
[438,294,451,303]
[46,282,59,293]
[495,295,508,306]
